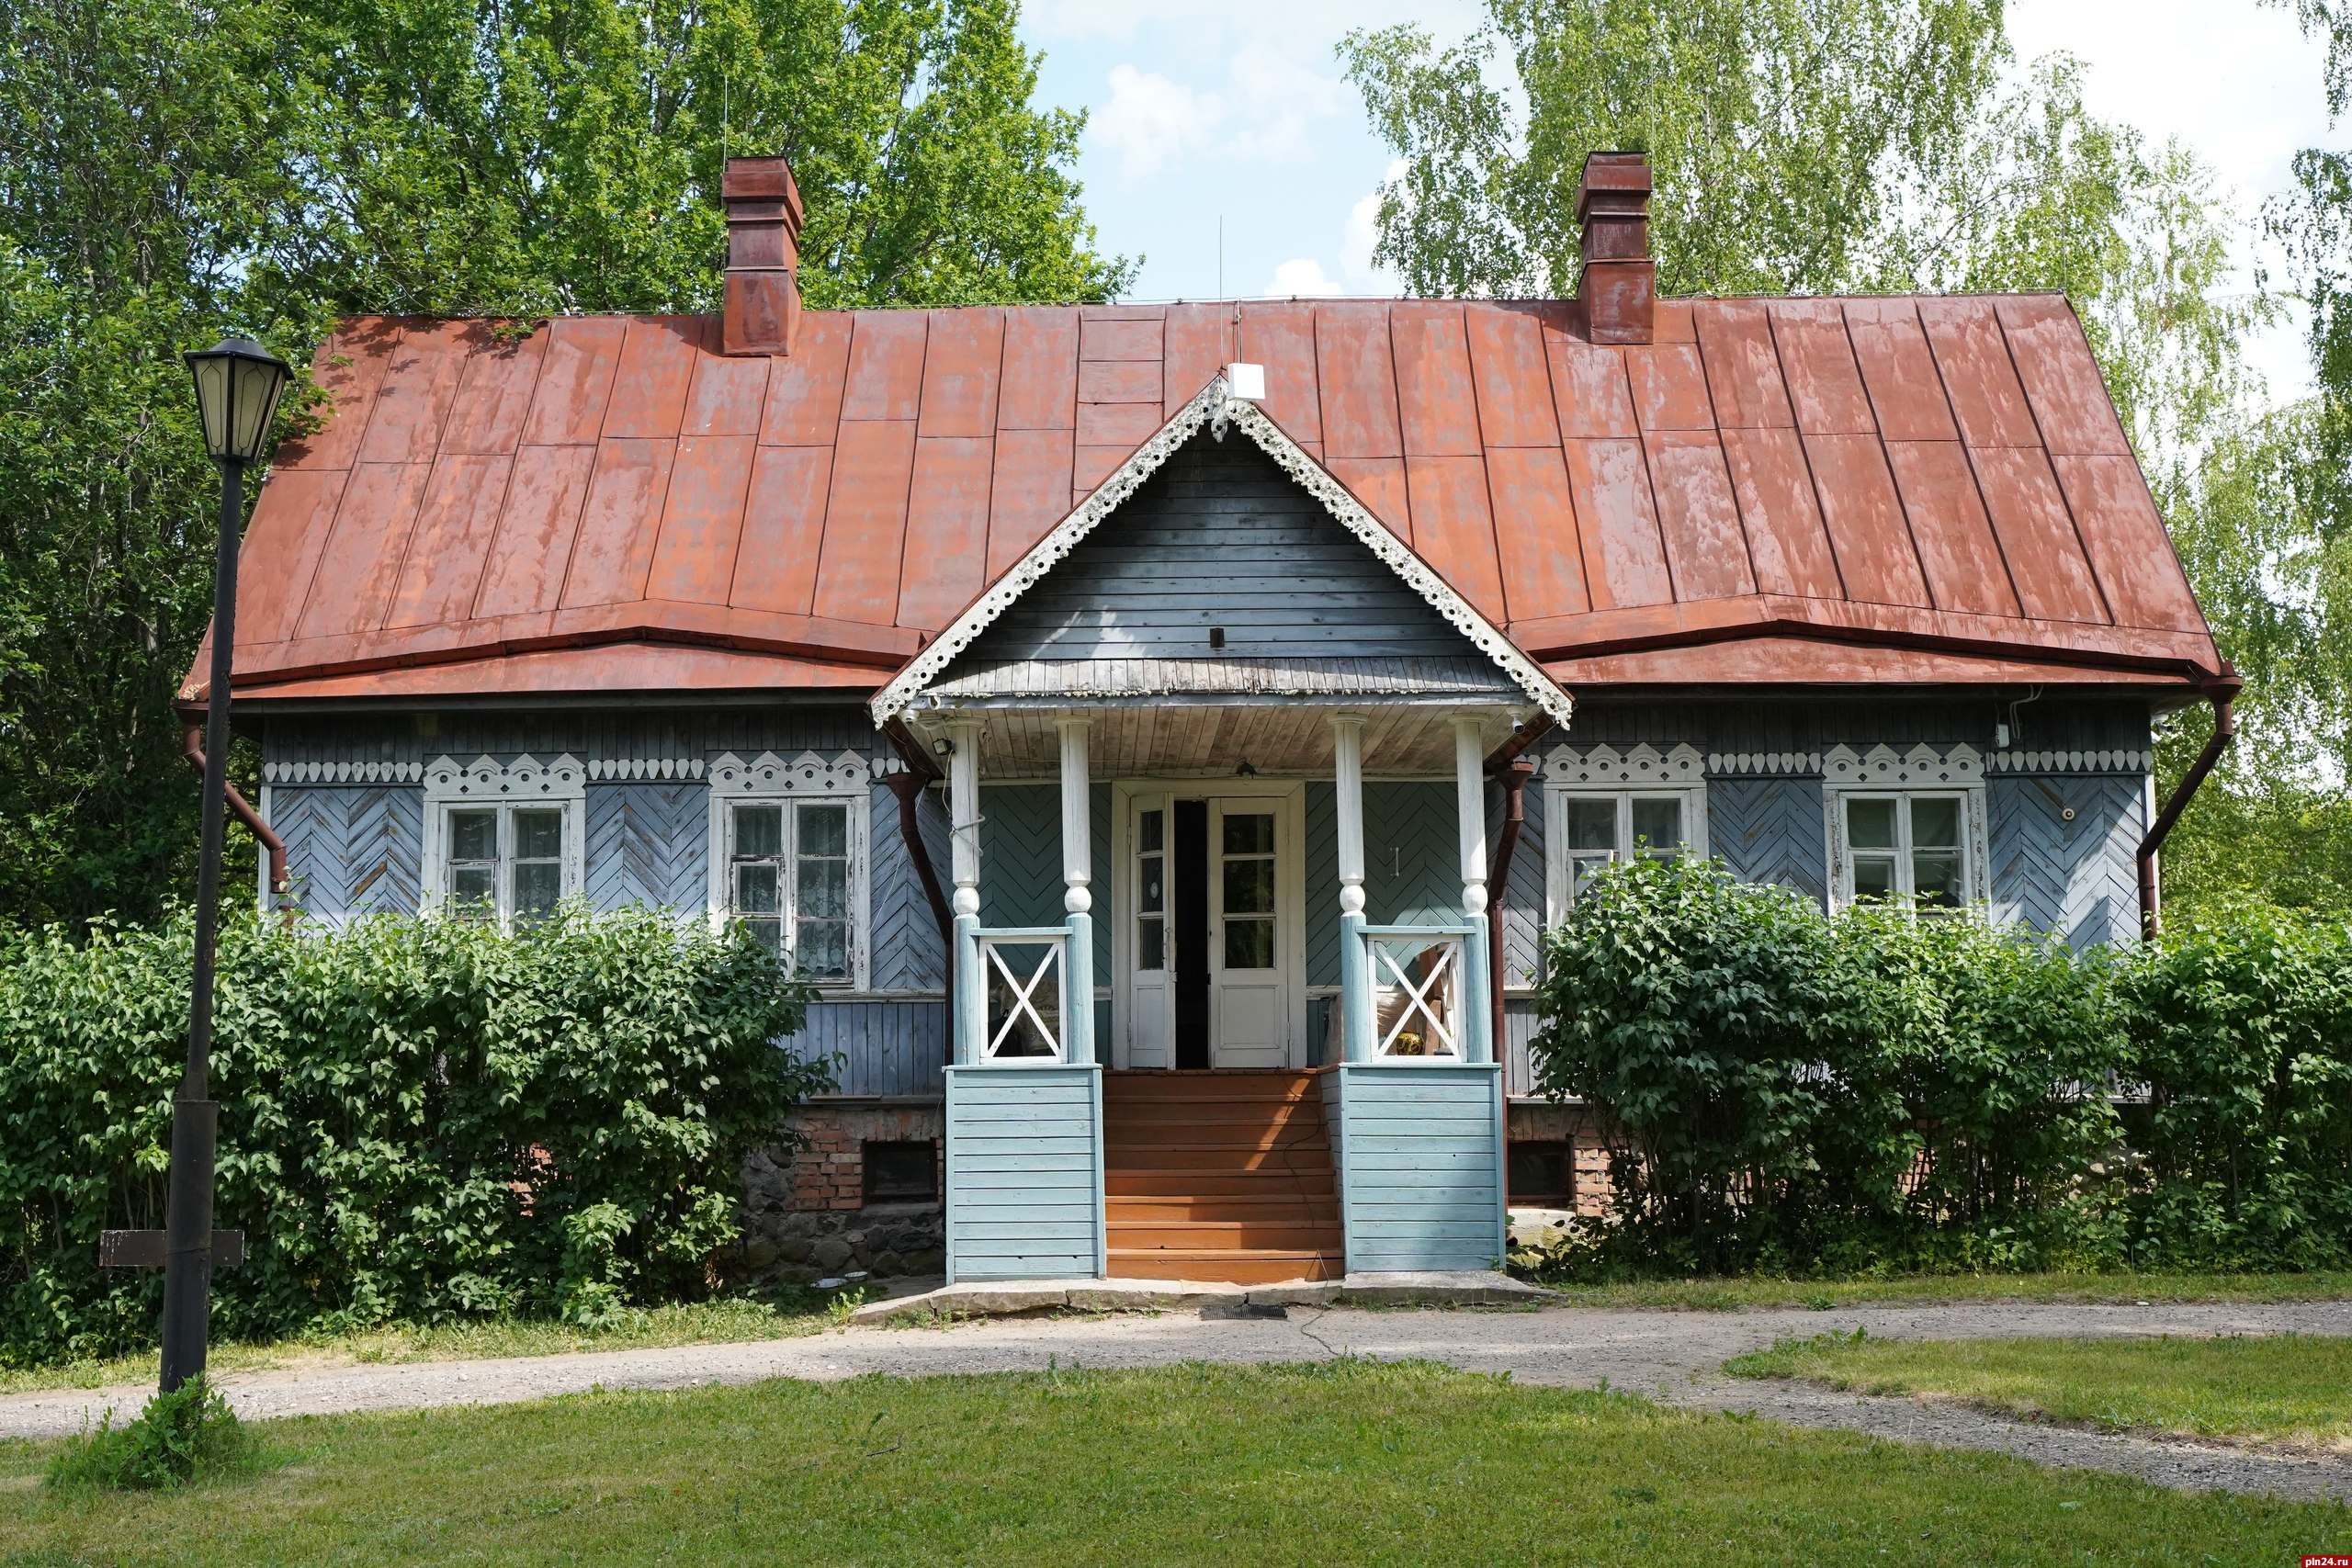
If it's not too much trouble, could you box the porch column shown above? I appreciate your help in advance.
[1057,717,1094,1066]
[1332,713,1372,1064]
[1454,715,1493,1065]
[949,718,983,1066]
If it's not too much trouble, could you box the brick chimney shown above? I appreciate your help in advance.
[1576,151,1654,345]
[721,155,805,356]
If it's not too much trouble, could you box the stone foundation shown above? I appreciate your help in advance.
[739,1100,946,1280]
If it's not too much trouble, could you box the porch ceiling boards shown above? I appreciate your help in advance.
[954,701,1510,780]
[191,295,2220,706]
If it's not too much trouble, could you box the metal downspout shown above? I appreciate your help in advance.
[2138,662,2242,941]
[1486,758,1535,1065]
[181,725,290,924]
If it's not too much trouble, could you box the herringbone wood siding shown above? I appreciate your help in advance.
[1708,778,1829,902]
[275,785,424,919]
[871,780,950,992]
[1990,774,2143,947]
[584,783,708,911]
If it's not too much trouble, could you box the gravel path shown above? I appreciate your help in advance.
[10,1300,2349,1501]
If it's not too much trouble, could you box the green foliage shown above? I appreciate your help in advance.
[44,1376,266,1491]
[0,905,830,1363]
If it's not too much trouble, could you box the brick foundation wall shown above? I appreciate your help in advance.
[1508,1100,1617,1218]
[739,1100,946,1280]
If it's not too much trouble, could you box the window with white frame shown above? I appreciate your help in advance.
[1835,793,1968,910]
[1546,788,1708,911]
[707,750,872,990]
[422,754,585,926]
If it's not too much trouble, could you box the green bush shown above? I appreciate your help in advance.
[45,1376,266,1491]
[0,905,831,1362]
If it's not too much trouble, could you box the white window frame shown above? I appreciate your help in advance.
[706,750,874,992]
[1543,786,1710,922]
[1820,744,1989,915]
[421,753,586,926]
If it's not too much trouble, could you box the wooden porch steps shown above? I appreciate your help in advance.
[1103,1069,1342,1284]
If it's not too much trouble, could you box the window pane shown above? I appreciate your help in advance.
[1138,809,1163,853]
[1138,917,1165,971]
[450,865,497,916]
[1914,852,1962,908]
[1570,852,1614,898]
[734,804,782,860]
[1852,853,1897,900]
[1910,797,1962,850]
[1631,798,1681,851]
[449,809,497,862]
[1139,853,1164,915]
[1222,857,1274,915]
[797,802,849,857]
[797,856,848,920]
[1566,798,1617,852]
[736,863,779,915]
[741,917,784,956]
[514,808,562,862]
[1221,812,1274,855]
[1847,798,1897,850]
[796,919,849,981]
[1224,919,1274,970]
[514,861,561,919]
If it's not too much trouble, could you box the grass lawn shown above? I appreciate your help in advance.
[2,1361,2344,1566]
[1728,1330,2352,1450]
[1535,1269,2352,1312]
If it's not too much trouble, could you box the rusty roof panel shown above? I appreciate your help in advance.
[1464,304,1560,448]
[1843,299,1958,444]
[1915,299,2036,446]
[731,445,833,616]
[1693,301,1793,429]
[235,468,348,644]
[1238,302,1321,446]
[601,316,701,439]
[918,308,1004,438]
[812,419,917,624]
[1072,444,1129,498]
[841,311,929,423]
[1563,437,1672,610]
[646,434,757,605]
[1624,344,1713,431]
[560,439,676,608]
[1080,310,1163,361]
[684,343,771,437]
[1393,303,1484,457]
[1325,456,1413,544]
[1885,440,2019,618]
[386,453,514,628]
[1654,300,1698,344]
[474,444,597,618]
[1645,431,1756,601]
[1487,446,1589,622]
[998,309,1080,430]
[1804,433,1931,607]
[2053,455,2204,628]
[1316,304,1405,459]
[1162,304,1228,419]
[759,312,854,444]
[1404,455,1506,618]
[294,461,433,639]
[1770,299,1875,435]
[357,322,472,465]
[277,320,400,471]
[1545,335,1638,438]
[1970,445,2109,623]
[443,325,548,455]
[1719,428,1842,599]
[988,427,1075,578]
[1079,358,1161,406]
[1998,297,2133,457]
[1076,400,1163,449]
[522,318,628,446]
[897,436,996,630]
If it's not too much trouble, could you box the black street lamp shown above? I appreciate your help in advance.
[160,337,290,1393]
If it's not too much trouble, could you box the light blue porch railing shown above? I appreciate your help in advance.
[1329,913,1509,1273]
[942,911,1105,1283]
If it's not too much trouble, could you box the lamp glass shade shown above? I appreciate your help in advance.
[185,337,293,464]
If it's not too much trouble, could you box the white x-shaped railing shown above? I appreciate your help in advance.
[980,936,1063,1060]
[1370,934,1461,1057]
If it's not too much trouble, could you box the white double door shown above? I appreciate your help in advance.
[1124,788,1304,1070]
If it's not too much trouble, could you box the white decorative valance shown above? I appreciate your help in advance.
[1705,750,1822,776]
[586,757,707,782]
[423,753,585,805]
[1541,742,1704,786]
[1989,749,2150,773]
[708,750,872,798]
[1821,743,1983,788]
[262,760,424,784]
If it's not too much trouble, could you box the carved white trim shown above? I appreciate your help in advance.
[1704,751,1823,776]
[1822,779,1992,917]
[867,374,1573,728]
[1541,743,1704,785]
[704,751,873,991]
[586,757,707,782]
[707,750,872,798]
[262,760,426,784]
[423,753,586,805]
[1821,743,1983,787]
[1989,749,2150,773]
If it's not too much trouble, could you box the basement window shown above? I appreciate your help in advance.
[863,1140,938,1205]
[1508,1141,1572,1204]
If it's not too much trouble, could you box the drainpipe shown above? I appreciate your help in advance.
[181,725,291,923]
[881,720,956,1058]
[2137,662,2242,942]
[1485,757,1536,1062]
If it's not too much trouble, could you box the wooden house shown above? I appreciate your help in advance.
[182,152,2232,1286]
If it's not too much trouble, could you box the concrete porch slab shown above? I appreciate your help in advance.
[848,1271,1550,1325]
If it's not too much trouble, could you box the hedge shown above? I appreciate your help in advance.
[0,907,831,1363]
[1528,857,2352,1279]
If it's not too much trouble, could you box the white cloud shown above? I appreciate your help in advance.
[1263,257,1346,297]
[1339,164,1403,292]
[1091,64,1226,181]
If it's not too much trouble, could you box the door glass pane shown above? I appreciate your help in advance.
[1847,798,1898,850]
[1910,797,1961,849]
[1138,919,1166,970]
[1631,798,1681,855]
[1223,919,1274,970]
[449,808,497,863]
[1221,812,1274,856]
[733,804,782,860]
[1222,856,1274,915]
[1138,808,1163,854]
[1913,852,1963,908]
[1851,854,1898,900]
[514,861,561,919]
[1565,798,1617,852]
[1137,807,1166,973]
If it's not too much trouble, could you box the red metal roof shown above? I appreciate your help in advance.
[194,296,2220,705]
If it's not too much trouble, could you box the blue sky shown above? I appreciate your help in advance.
[1016,0,2335,401]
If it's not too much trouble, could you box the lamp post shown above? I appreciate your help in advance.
[160,338,290,1393]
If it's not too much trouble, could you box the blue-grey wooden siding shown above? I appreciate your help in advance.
[1330,1064,1507,1272]
[977,782,1111,980]
[584,782,708,911]
[870,779,949,992]
[1306,781,1469,989]
[799,1000,947,1097]
[1502,998,1541,1100]
[1706,777,1829,902]
[264,706,883,772]
[959,430,1472,663]
[1990,773,2144,948]
[273,785,424,919]
[944,1064,1104,1281]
